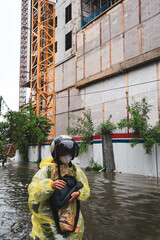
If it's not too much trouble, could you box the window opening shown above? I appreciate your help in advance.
[55,16,57,27]
[65,3,72,23]
[65,31,72,51]
[55,41,57,53]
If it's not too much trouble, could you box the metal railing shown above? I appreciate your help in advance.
[79,0,120,29]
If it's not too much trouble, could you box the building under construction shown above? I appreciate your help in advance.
[19,0,160,176]
[54,0,160,136]
[19,0,160,135]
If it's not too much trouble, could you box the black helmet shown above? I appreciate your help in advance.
[50,135,79,160]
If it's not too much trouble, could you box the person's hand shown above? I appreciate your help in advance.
[68,191,80,203]
[51,179,66,190]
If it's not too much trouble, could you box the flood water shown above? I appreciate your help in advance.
[0,160,160,240]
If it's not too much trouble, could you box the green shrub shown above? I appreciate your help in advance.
[85,157,103,171]
[66,109,94,155]
[0,140,7,163]
[96,115,116,135]
[3,105,52,161]
[117,97,160,154]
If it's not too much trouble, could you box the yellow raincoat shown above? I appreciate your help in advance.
[28,158,90,240]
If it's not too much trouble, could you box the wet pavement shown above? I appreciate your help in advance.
[0,160,160,240]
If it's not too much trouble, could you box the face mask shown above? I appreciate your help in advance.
[59,155,72,164]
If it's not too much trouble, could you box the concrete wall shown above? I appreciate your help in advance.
[113,142,160,177]
[77,61,160,129]
[22,138,160,177]
[55,86,84,136]
[55,0,81,64]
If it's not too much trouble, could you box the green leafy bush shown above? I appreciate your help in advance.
[85,157,103,171]
[3,105,52,161]
[96,115,116,135]
[0,140,7,164]
[117,97,160,154]
[66,109,94,155]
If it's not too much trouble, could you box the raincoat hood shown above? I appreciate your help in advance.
[39,157,55,168]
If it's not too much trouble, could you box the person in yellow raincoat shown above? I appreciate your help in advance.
[28,135,90,240]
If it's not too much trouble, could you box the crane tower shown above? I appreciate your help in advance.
[19,0,29,108]
[19,0,56,137]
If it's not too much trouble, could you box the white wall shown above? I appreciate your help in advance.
[41,144,52,159]
[23,140,160,177]
[28,146,38,162]
[15,144,52,163]
[113,143,160,177]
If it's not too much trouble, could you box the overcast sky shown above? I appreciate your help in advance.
[0,0,21,112]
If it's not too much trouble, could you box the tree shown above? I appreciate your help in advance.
[96,115,116,172]
[0,122,9,165]
[66,109,94,155]
[118,97,160,154]
[3,105,52,161]
[0,140,7,166]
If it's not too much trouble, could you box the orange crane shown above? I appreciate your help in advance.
[31,0,55,138]
[19,0,56,137]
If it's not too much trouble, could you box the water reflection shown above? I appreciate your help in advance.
[0,162,160,240]
[83,172,160,240]
[0,162,39,240]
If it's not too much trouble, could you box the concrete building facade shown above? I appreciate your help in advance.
[55,0,160,135]
[32,0,160,176]
[55,0,82,135]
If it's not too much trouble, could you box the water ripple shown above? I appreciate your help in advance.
[1,163,160,240]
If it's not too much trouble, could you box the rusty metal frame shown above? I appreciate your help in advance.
[31,0,55,137]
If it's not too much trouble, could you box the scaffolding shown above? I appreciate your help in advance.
[31,0,55,137]
[19,0,29,108]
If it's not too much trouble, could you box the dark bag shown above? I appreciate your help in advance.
[51,175,83,209]
[50,163,83,234]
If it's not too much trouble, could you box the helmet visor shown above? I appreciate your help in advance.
[57,139,75,157]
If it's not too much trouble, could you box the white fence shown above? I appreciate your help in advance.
[15,139,160,177]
